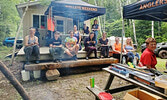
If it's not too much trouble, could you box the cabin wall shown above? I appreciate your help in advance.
[21,4,90,47]
[22,5,48,37]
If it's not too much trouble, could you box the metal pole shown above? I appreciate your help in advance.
[0,61,31,100]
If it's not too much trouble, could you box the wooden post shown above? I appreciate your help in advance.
[132,20,138,45]
[0,61,31,100]
[152,21,154,38]
[11,0,30,65]
[118,0,125,63]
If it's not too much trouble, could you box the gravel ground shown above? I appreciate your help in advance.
[0,60,130,100]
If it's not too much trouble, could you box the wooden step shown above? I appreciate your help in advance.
[16,47,102,61]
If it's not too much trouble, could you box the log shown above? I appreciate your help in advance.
[46,69,60,81]
[25,58,118,71]
[0,61,31,100]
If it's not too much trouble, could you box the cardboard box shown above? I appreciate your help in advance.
[123,89,163,100]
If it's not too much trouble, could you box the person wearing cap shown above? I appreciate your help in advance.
[84,31,99,60]
[140,37,157,69]
[49,31,63,63]
[24,27,40,65]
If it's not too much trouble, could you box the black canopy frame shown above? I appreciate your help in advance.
[44,0,106,21]
[123,0,167,22]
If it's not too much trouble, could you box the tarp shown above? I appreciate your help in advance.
[45,0,106,21]
[123,0,167,22]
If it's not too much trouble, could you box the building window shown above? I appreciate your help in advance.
[33,15,47,29]
[56,20,64,32]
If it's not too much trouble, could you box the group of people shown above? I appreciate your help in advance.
[24,21,157,70]
[23,20,104,65]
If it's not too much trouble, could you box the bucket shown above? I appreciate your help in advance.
[33,70,41,79]
[21,70,30,81]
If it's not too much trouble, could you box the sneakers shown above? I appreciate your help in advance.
[53,59,58,63]
[86,57,89,60]
[54,59,62,63]
[35,60,40,64]
[96,57,100,59]
[73,55,77,61]
[26,61,30,65]
[58,59,62,63]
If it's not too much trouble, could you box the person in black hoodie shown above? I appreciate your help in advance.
[84,32,99,60]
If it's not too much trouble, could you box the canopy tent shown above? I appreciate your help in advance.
[44,0,106,21]
[123,0,167,22]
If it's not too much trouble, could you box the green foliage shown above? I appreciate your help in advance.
[0,0,20,42]
[0,46,13,60]
[105,19,122,36]
[39,0,51,6]
[0,0,167,47]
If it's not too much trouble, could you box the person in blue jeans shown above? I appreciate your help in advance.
[92,19,100,45]
[49,31,64,63]
[73,25,82,50]
[124,37,140,63]
[24,27,40,65]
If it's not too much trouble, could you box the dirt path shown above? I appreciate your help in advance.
[0,61,129,100]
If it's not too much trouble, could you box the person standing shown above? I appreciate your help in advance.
[140,37,157,69]
[98,32,109,58]
[92,19,100,45]
[24,27,40,65]
[73,25,82,50]
[49,31,63,63]
[84,32,99,60]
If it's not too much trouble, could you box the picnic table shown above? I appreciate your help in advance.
[87,63,167,100]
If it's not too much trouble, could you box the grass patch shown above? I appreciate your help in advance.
[156,58,166,72]
[0,46,13,61]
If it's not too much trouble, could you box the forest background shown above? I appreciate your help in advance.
[0,0,167,47]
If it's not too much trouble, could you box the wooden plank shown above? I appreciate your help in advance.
[25,58,118,71]
[86,85,104,100]
[103,67,167,99]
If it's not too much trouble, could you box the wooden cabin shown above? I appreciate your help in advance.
[15,1,120,72]
[16,1,91,46]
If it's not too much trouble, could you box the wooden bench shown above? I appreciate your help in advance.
[86,85,105,100]
[17,47,102,62]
